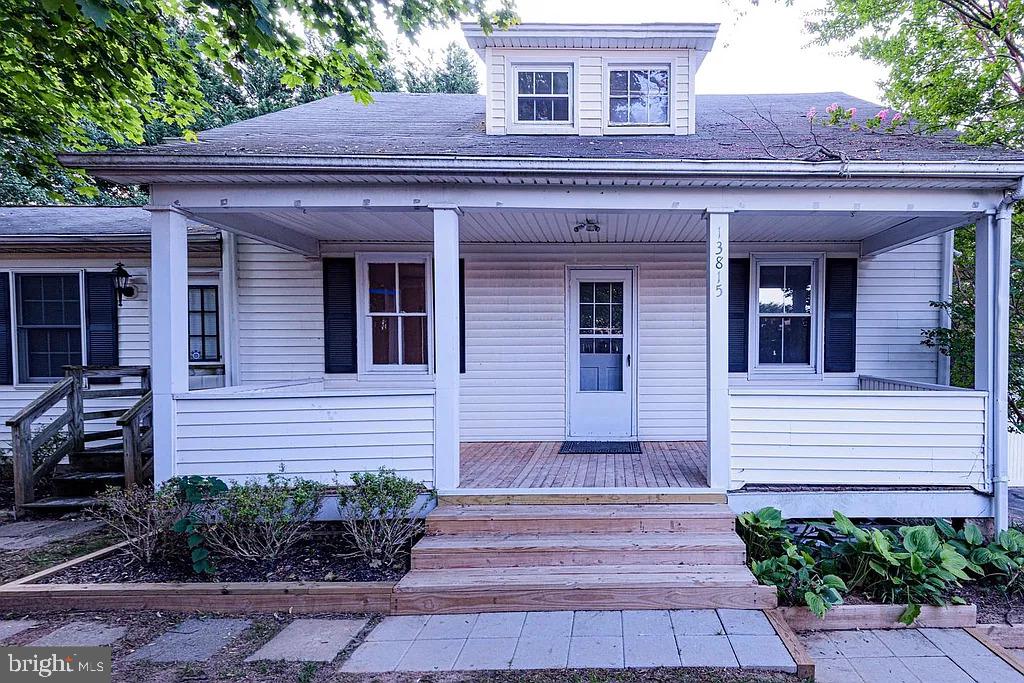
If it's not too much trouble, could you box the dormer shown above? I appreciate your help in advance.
[462,22,719,136]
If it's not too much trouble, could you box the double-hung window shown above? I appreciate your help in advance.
[515,67,572,123]
[754,261,816,368]
[360,256,431,371]
[15,274,83,383]
[609,67,670,126]
[187,285,220,362]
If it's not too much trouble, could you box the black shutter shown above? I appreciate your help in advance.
[459,259,466,374]
[824,258,858,373]
[85,272,119,383]
[0,273,11,385]
[323,258,358,374]
[728,258,750,373]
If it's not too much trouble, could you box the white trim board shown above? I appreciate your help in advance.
[729,490,993,519]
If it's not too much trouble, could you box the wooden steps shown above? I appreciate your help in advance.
[396,500,774,614]
[427,503,736,535]
[439,491,727,505]
[412,532,746,569]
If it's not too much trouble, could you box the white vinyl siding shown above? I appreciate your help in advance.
[856,236,945,382]
[485,48,694,136]
[730,389,987,489]
[173,388,435,485]
[236,237,324,383]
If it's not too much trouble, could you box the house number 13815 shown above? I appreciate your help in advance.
[714,236,724,297]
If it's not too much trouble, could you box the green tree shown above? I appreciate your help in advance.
[404,43,480,93]
[800,0,1024,147]
[0,0,516,194]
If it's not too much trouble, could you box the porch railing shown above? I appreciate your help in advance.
[5,365,150,514]
[858,375,960,391]
[118,391,153,488]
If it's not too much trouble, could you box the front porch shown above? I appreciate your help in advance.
[460,441,709,489]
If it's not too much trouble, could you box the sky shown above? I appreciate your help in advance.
[385,0,888,103]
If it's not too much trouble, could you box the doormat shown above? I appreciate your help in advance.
[558,441,642,455]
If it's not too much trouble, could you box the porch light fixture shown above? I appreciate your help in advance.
[573,219,601,233]
[111,262,135,307]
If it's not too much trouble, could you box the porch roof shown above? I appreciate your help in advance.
[63,93,1024,187]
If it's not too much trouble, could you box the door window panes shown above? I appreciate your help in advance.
[579,281,624,391]
[187,285,220,362]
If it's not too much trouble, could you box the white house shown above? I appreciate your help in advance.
[29,22,1023,529]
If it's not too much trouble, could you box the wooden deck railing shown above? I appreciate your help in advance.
[118,391,153,487]
[5,365,151,514]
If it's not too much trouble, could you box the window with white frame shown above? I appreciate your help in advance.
[15,273,83,382]
[515,67,572,123]
[608,67,670,126]
[187,285,220,362]
[755,261,816,367]
[361,257,430,370]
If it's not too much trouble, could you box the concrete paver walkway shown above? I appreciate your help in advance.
[128,618,251,663]
[246,618,367,662]
[341,609,797,673]
[803,628,1024,682]
[0,520,104,550]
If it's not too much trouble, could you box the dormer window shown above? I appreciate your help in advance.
[515,67,572,123]
[609,67,670,126]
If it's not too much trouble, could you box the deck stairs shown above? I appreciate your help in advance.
[394,494,776,614]
[6,366,153,516]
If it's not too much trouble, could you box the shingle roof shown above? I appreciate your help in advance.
[93,91,1024,163]
[0,206,210,237]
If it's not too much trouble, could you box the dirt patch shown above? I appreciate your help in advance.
[40,536,405,584]
[958,582,1024,625]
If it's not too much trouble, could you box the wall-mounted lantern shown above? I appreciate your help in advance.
[112,262,135,307]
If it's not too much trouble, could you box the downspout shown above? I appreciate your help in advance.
[992,178,1024,531]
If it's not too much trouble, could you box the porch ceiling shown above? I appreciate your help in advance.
[189,207,977,252]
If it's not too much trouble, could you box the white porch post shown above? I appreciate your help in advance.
[706,210,732,490]
[149,207,190,485]
[976,211,1010,530]
[219,230,240,386]
[432,207,461,490]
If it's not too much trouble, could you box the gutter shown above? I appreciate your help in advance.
[58,153,1024,183]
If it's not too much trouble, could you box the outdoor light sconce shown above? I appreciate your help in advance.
[111,262,136,307]
[573,219,601,233]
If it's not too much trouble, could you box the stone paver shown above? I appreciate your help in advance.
[453,637,518,670]
[670,609,724,635]
[246,618,367,662]
[342,609,794,673]
[470,612,526,639]
[340,641,414,673]
[801,627,1024,683]
[571,610,621,637]
[420,614,477,639]
[511,636,570,669]
[366,615,429,641]
[30,621,125,647]
[717,608,775,635]
[0,620,37,643]
[129,618,250,662]
[871,628,943,657]
[729,634,796,672]
[394,638,464,671]
[622,610,671,636]
[847,656,920,683]
[568,635,624,668]
[677,634,739,667]
[623,634,680,667]
[0,520,103,550]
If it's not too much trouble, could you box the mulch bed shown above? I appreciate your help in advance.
[39,536,405,585]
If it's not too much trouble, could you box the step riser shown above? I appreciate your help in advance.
[393,585,777,615]
[53,477,124,498]
[427,518,735,535]
[412,548,747,569]
[67,455,123,472]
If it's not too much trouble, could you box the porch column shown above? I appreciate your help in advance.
[432,206,461,490]
[976,210,1011,530]
[149,207,190,485]
[706,210,732,490]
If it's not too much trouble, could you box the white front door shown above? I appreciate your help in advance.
[568,269,635,438]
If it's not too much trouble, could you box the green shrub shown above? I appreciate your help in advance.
[752,543,846,618]
[336,467,430,569]
[199,472,326,562]
[169,475,228,574]
[737,507,792,562]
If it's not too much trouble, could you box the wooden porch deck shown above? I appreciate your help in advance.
[459,441,709,489]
